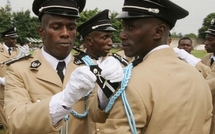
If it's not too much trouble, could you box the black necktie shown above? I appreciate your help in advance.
[210,58,214,66]
[8,47,11,55]
[56,61,66,82]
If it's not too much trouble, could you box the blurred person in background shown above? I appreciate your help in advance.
[177,37,193,53]
[0,27,19,134]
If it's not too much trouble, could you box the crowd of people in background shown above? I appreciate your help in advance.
[0,0,215,134]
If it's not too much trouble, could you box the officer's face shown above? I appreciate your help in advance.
[85,31,113,59]
[38,14,77,60]
[119,18,158,58]
[204,34,215,53]
[4,37,17,47]
[178,39,193,53]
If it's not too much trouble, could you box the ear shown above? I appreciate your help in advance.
[85,36,93,46]
[37,26,45,39]
[154,24,166,40]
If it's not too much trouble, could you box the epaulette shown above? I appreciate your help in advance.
[112,53,129,66]
[132,56,143,67]
[73,48,88,65]
[1,54,31,66]
[90,65,120,98]
[73,49,120,98]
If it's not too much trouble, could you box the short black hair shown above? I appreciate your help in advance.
[178,37,192,44]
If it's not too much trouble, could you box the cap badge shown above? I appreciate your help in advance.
[123,5,159,14]
[30,60,41,68]
[211,18,215,25]
[108,10,111,19]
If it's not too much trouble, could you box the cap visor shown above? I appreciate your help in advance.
[103,26,116,32]
[205,30,215,36]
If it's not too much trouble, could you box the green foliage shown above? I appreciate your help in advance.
[12,10,40,44]
[1,5,122,46]
[171,32,183,38]
[0,5,13,35]
[0,129,3,134]
[191,50,207,59]
[198,13,215,39]
[110,48,121,53]
[171,32,197,39]
[184,33,197,38]
[0,4,40,44]
[111,11,122,44]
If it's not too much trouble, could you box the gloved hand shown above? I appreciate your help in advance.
[62,66,96,108]
[97,86,109,110]
[98,56,124,83]
[173,47,201,67]
[0,77,5,86]
[19,45,30,56]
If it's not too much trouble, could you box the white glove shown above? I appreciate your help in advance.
[98,86,109,110]
[62,66,96,108]
[20,45,30,55]
[0,77,5,86]
[98,56,124,83]
[173,47,201,67]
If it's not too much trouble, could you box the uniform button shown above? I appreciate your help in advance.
[96,129,100,132]
[36,99,41,102]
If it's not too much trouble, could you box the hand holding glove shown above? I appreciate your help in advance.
[0,77,5,86]
[173,47,201,67]
[62,66,96,108]
[98,56,124,83]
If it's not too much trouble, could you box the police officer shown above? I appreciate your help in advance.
[202,18,215,68]
[77,9,116,60]
[0,27,19,134]
[77,9,124,134]
[4,0,124,134]
[203,19,215,134]
[89,0,213,133]
[4,0,97,134]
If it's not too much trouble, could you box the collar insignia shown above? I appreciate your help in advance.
[30,60,41,68]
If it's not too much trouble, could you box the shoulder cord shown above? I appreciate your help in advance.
[71,55,94,118]
[60,115,69,134]
[60,55,95,134]
[105,63,137,134]
[105,57,143,134]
